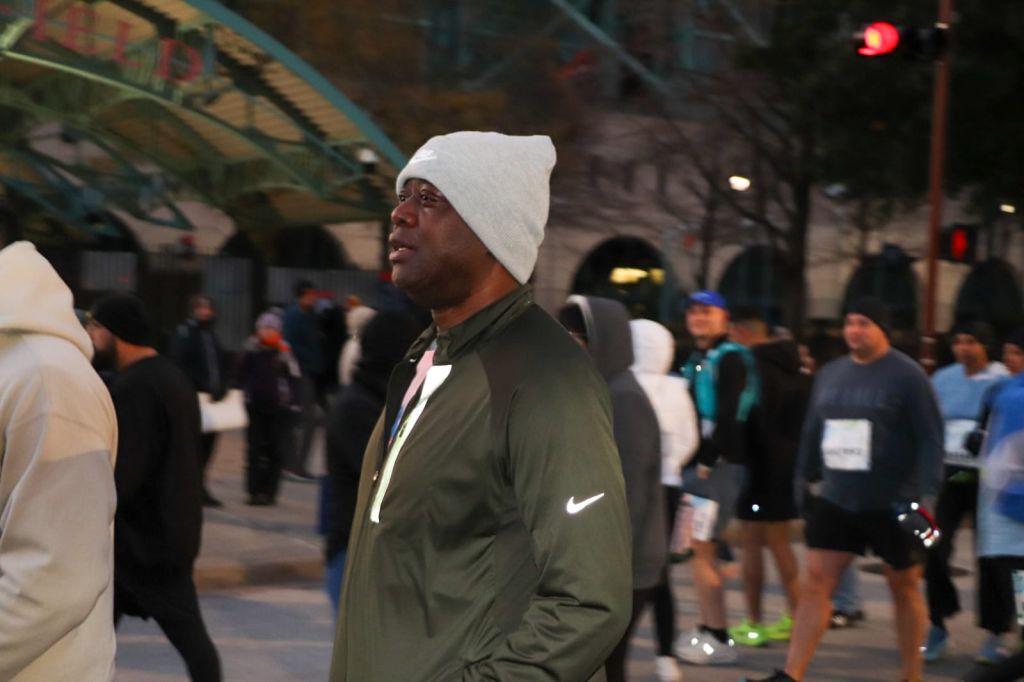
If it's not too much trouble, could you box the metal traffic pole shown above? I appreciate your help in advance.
[920,0,953,374]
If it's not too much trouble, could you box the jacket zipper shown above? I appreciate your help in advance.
[370,364,452,523]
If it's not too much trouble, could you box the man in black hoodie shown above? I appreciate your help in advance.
[558,295,665,682]
[87,293,220,682]
[323,309,420,612]
[728,307,809,648]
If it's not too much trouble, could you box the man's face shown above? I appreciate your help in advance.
[686,304,728,341]
[389,179,492,309]
[193,299,214,322]
[843,313,886,356]
[85,318,118,371]
[951,333,987,367]
[1004,343,1024,375]
[298,289,317,311]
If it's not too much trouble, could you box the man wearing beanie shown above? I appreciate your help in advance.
[86,292,221,681]
[746,297,944,682]
[0,242,117,682]
[331,131,632,682]
[922,320,1008,661]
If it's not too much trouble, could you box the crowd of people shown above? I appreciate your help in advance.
[2,129,1024,682]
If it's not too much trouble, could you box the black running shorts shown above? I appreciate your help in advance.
[803,496,926,570]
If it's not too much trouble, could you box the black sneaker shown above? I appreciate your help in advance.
[742,670,799,682]
[829,609,864,629]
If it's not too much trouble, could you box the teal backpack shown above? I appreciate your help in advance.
[682,342,760,423]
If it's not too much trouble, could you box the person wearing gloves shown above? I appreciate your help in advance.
[629,317,698,682]
[236,311,302,506]
[922,321,1009,661]
[745,297,943,682]
[0,241,118,682]
[331,132,632,682]
[557,297,666,682]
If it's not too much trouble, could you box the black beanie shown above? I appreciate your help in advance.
[90,293,153,346]
[952,320,995,348]
[845,296,892,337]
[1005,326,1024,351]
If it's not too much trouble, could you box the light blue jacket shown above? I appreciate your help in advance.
[977,373,1024,557]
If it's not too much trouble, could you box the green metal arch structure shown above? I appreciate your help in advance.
[0,0,407,234]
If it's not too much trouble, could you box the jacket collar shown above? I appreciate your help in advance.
[406,286,533,365]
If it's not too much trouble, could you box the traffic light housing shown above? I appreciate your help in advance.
[853,22,948,59]
[940,224,977,263]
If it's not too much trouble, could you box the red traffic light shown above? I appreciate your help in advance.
[857,22,901,56]
[949,227,969,260]
[940,224,977,263]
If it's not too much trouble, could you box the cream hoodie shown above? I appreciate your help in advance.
[0,242,117,681]
[629,319,699,487]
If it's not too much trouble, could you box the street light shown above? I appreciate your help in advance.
[1000,204,1016,214]
[729,175,751,192]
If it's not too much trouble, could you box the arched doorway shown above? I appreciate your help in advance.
[842,245,919,331]
[571,237,678,321]
[272,226,351,269]
[954,259,1024,338]
[717,245,784,327]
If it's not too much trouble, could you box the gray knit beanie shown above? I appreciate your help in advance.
[395,131,556,284]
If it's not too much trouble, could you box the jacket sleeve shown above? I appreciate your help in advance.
[463,372,633,681]
[670,380,700,470]
[909,371,945,504]
[795,376,823,486]
[0,413,116,679]
[282,308,309,370]
[325,394,380,550]
[695,351,747,467]
[112,386,161,501]
[612,384,660,561]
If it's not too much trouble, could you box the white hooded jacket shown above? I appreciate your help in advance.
[629,319,698,487]
[0,242,117,681]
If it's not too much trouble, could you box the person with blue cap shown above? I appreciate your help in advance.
[675,289,759,665]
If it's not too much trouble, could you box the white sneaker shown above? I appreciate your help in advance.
[655,655,683,681]
[674,629,738,665]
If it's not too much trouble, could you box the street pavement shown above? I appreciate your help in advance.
[115,430,993,680]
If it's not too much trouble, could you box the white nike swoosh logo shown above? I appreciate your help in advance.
[566,493,605,514]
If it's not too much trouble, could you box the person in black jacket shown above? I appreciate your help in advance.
[236,311,302,506]
[170,294,230,507]
[728,307,809,648]
[87,293,220,682]
[323,308,420,612]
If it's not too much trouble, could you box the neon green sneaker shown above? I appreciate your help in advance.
[765,614,793,641]
[729,620,769,647]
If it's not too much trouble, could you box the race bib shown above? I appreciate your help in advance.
[944,419,980,468]
[822,419,872,471]
[690,495,720,542]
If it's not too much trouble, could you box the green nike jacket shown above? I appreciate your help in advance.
[330,286,632,681]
